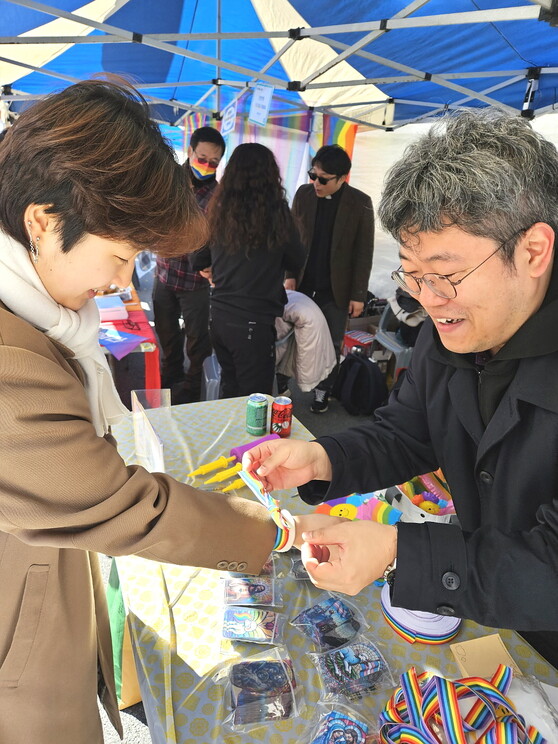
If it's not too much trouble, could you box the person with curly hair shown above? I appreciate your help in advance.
[196,142,305,397]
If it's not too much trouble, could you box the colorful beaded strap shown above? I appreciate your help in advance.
[379,665,547,744]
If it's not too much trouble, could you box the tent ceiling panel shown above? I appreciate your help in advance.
[1,0,558,128]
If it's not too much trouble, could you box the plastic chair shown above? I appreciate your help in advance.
[372,304,414,379]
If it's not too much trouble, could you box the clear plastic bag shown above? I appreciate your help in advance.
[291,594,367,650]
[223,576,283,607]
[213,647,301,731]
[306,704,373,744]
[222,606,287,645]
[309,636,395,703]
[290,555,311,580]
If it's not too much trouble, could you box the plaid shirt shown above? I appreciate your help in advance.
[155,174,218,291]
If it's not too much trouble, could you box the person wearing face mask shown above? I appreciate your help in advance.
[152,126,225,404]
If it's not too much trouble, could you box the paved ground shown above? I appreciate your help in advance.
[100,266,368,742]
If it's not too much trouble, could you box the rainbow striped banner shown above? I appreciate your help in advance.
[322,113,358,159]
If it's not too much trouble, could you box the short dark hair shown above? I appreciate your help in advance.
[312,144,352,177]
[0,78,207,257]
[190,126,225,156]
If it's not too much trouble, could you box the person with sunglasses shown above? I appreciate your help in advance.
[245,109,558,670]
[152,126,225,404]
[286,145,374,413]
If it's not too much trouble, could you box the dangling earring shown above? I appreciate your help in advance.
[29,235,40,264]
[27,221,39,263]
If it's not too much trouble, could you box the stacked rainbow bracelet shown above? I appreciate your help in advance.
[240,470,295,552]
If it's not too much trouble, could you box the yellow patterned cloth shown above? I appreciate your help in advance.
[111,396,558,744]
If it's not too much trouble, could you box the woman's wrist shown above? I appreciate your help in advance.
[272,509,296,552]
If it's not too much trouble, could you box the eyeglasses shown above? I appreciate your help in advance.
[307,169,338,186]
[391,229,528,300]
[193,151,220,168]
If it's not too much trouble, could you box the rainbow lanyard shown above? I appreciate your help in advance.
[239,470,282,528]
[379,665,547,744]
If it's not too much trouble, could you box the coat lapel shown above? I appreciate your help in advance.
[447,368,485,446]
[478,353,558,459]
[331,186,351,255]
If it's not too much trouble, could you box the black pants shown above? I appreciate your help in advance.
[152,278,211,400]
[210,307,276,398]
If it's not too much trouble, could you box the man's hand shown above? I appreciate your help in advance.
[242,439,332,492]
[199,267,213,285]
[300,521,397,595]
[284,278,297,291]
[348,300,364,318]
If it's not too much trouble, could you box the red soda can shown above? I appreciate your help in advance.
[271,396,293,438]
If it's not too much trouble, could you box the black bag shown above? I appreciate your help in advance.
[332,352,389,415]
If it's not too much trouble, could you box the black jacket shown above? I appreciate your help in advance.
[290,183,374,309]
[193,227,304,323]
[300,318,558,646]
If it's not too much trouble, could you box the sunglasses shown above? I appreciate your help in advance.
[307,169,339,186]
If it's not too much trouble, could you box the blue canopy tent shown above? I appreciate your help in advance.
[2,0,558,141]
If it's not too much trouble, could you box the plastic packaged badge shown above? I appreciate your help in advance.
[307,706,371,744]
[292,595,366,650]
[310,639,394,702]
[223,576,282,607]
[214,648,300,730]
[222,607,286,645]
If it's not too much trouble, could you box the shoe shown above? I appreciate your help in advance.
[311,388,329,414]
[277,387,291,399]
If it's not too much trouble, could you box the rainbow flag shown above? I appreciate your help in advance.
[322,113,358,160]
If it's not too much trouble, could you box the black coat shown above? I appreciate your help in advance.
[290,183,374,309]
[300,318,558,637]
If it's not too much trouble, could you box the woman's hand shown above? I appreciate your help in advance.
[291,513,347,550]
[242,439,332,492]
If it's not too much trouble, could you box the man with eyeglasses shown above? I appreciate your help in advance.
[286,145,374,413]
[153,126,225,404]
[245,110,558,669]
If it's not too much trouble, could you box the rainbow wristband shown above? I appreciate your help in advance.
[272,509,296,553]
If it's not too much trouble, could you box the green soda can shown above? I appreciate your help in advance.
[246,394,268,436]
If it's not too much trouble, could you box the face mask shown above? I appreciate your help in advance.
[190,158,218,180]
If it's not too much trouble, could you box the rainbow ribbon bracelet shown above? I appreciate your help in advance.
[240,470,294,552]
[379,665,547,744]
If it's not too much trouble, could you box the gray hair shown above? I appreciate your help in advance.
[378,109,558,263]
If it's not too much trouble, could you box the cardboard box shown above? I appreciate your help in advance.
[346,314,380,334]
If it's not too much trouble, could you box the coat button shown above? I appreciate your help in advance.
[441,571,461,591]
[436,604,456,616]
[217,560,228,570]
[236,562,247,572]
[227,561,238,571]
[479,470,493,485]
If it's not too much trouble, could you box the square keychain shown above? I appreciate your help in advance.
[223,577,277,606]
[223,607,286,644]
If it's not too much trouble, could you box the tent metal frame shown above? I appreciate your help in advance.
[1,0,558,130]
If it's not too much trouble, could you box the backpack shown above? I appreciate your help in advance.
[332,352,389,416]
